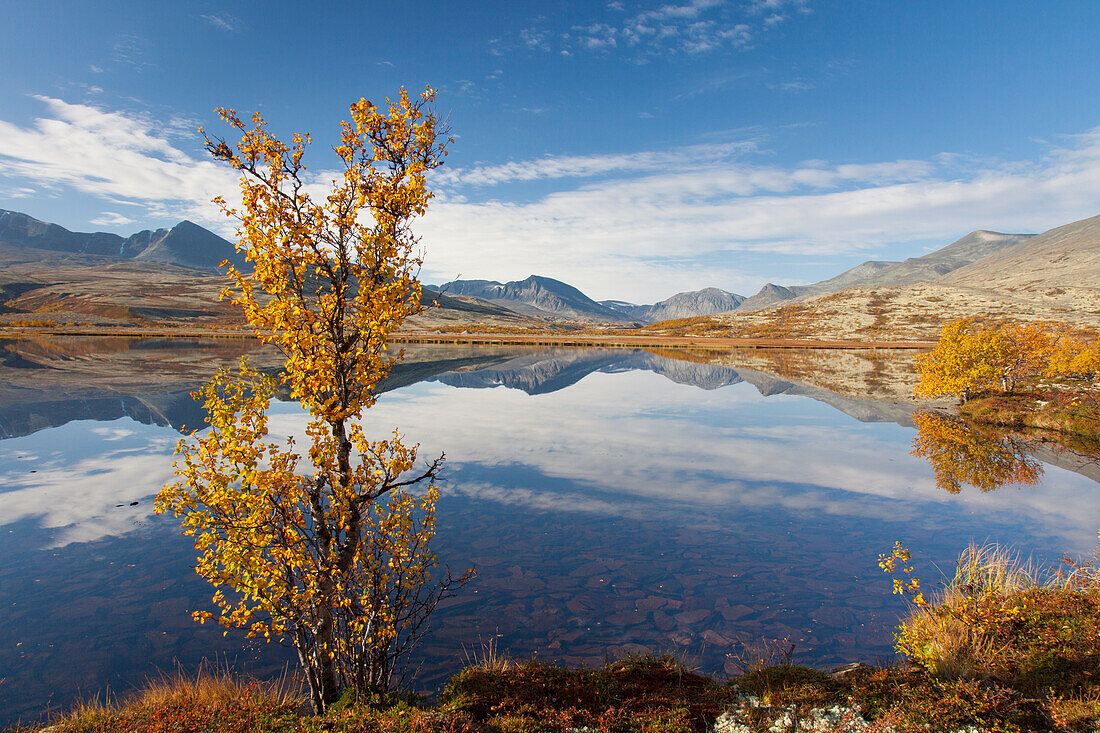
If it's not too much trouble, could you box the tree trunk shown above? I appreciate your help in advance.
[297,625,341,713]
[314,604,341,710]
[297,643,322,714]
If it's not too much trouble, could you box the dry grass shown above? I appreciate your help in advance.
[461,635,514,673]
[135,665,303,711]
[899,540,1100,698]
[41,665,305,732]
[946,544,1047,598]
[900,544,1050,678]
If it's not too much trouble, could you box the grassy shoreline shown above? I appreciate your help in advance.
[0,325,935,350]
[959,387,1100,446]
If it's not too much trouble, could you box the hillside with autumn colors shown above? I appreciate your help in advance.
[2,208,1100,341]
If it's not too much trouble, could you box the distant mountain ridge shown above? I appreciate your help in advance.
[439,228,1037,324]
[942,214,1100,292]
[731,229,1036,312]
[441,275,626,322]
[8,206,1095,331]
[0,210,246,272]
[602,287,744,322]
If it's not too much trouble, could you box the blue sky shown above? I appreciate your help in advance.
[1,0,1099,302]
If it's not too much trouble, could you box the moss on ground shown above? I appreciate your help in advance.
[960,386,1100,446]
[14,642,1098,732]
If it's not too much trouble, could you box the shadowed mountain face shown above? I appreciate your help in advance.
[128,220,248,271]
[420,288,522,317]
[443,275,626,322]
[602,287,745,322]
[443,279,748,324]
[0,210,246,272]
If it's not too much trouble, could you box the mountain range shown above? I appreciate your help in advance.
[439,276,626,321]
[2,207,1099,335]
[432,227,1040,323]
[0,209,248,272]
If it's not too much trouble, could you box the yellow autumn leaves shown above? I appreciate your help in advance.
[915,319,1100,399]
[156,88,466,713]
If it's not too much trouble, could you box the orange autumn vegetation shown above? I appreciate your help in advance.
[915,319,1100,400]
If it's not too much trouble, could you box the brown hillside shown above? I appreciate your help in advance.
[941,213,1100,302]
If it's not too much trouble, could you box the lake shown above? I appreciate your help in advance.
[1,338,1097,725]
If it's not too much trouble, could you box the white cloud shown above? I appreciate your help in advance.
[2,96,1100,303]
[200,13,241,32]
[0,96,238,227]
[415,129,1100,300]
[89,211,136,227]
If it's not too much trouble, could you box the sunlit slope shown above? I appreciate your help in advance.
[733,229,1034,312]
[691,214,1100,340]
[941,213,1100,297]
[705,283,1100,341]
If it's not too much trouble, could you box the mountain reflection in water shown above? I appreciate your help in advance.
[0,338,1097,725]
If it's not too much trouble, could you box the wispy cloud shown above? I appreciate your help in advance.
[431,140,761,187]
[0,96,236,226]
[3,96,1100,302]
[0,185,39,199]
[200,13,241,32]
[89,211,136,227]
[111,34,152,69]
[774,79,813,92]
[506,0,810,59]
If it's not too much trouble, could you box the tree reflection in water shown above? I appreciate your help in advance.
[911,410,1042,494]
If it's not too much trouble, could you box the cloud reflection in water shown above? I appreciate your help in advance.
[0,364,1096,554]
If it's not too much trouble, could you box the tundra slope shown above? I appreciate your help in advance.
[708,214,1100,341]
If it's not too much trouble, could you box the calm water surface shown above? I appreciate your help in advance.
[1,341,1097,724]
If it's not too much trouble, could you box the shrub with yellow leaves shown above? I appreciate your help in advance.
[156,88,472,714]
